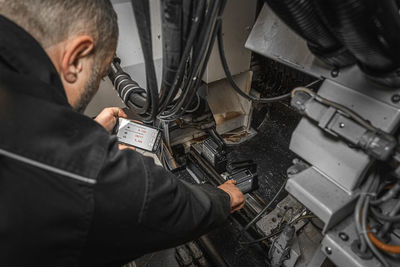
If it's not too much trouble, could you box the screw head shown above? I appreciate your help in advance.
[339,232,349,241]
[331,69,339,78]
[325,247,332,255]
[392,94,400,103]
[339,122,345,128]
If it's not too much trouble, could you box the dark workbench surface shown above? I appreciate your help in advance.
[135,102,301,267]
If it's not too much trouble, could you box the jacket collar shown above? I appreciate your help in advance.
[0,14,69,106]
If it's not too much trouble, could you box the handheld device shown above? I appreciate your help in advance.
[116,118,162,152]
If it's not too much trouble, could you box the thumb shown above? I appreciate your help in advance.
[117,108,128,118]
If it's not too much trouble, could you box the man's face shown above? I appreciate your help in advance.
[73,53,114,113]
[46,35,116,113]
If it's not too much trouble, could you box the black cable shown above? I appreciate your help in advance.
[370,206,400,222]
[354,173,376,252]
[370,183,400,205]
[362,196,390,267]
[160,0,224,119]
[160,0,183,99]
[378,198,400,236]
[217,23,292,103]
[277,207,294,227]
[198,235,229,267]
[159,0,214,118]
[130,0,159,121]
[310,218,323,231]
[240,181,287,235]
[158,0,206,114]
[179,0,228,116]
[239,215,316,245]
[239,229,283,245]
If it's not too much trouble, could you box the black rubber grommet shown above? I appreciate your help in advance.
[351,240,373,259]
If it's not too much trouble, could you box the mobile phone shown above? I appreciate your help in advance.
[116,118,162,152]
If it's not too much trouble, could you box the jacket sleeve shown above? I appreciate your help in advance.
[80,138,231,266]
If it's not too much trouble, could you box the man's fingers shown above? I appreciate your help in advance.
[118,144,136,151]
[233,201,246,211]
[218,181,246,213]
[95,107,128,133]
[107,107,125,118]
[117,108,128,118]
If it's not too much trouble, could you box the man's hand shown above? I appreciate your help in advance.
[94,107,127,133]
[118,144,136,151]
[218,180,245,213]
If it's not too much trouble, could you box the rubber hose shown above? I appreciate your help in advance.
[264,0,355,67]
[372,0,400,63]
[109,58,148,113]
[370,207,400,222]
[130,0,159,121]
[160,0,183,96]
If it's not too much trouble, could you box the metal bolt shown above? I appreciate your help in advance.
[392,94,400,103]
[331,69,339,78]
[339,122,345,128]
[339,232,349,241]
[325,247,332,255]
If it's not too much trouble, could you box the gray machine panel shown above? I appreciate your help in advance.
[322,217,399,267]
[289,118,371,192]
[247,4,400,193]
[285,167,356,231]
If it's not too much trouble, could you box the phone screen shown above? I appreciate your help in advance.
[116,118,161,152]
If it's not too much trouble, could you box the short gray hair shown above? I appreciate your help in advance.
[0,0,118,57]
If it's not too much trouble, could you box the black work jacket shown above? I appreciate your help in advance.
[0,15,230,267]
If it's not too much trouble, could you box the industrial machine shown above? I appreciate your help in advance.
[92,0,400,266]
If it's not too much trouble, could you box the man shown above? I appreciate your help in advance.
[0,0,245,266]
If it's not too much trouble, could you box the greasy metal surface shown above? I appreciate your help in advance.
[172,102,301,267]
[256,195,304,237]
[227,102,299,204]
[205,220,267,267]
[174,163,268,267]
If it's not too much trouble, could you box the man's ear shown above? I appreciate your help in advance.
[61,35,94,84]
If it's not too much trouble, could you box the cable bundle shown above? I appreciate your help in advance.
[110,0,227,122]
[355,172,400,267]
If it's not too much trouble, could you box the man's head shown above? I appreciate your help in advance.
[0,0,119,112]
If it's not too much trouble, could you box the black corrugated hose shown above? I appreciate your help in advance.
[313,0,400,87]
[264,0,356,67]
[108,57,148,113]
